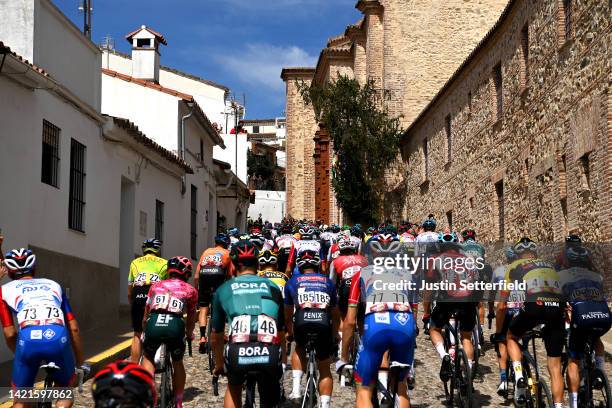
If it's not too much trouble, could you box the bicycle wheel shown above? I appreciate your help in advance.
[583,367,611,408]
[37,377,54,408]
[455,348,473,408]
[303,374,318,408]
[471,324,481,377]
[160,354,174,408]
[207,323,215,374]
[443,331,453,404]
[536,379,553,408]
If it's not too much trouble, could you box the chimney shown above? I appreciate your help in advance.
[125,25,167,82]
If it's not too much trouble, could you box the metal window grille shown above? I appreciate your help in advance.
[423,139,429,179]
[190,185,198,259]
[521,25,529,87]
[41,120,60,187]
[493,64,503,121]
[155,200,164,242]
[495,180,504,239]
[69,139,86,231]
[445,115,452,162]
[563,0,573,42]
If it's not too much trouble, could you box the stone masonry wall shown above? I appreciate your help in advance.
[401,0,611,243]
[282,70,317,220]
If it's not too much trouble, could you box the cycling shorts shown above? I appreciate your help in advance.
[430,302,478,332]
[131,285,150,333]
[499,309,520,336]
[508,302,564,357]
[224,342,282,406]
[276,249,291,275]
[198,273,226,307]
[293,309,333,361]
[355,311,415,387]
[13,325,75,387]
[567,301,611,360]
[143,312,186,361]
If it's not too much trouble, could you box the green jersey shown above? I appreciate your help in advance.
[211,273,285,344]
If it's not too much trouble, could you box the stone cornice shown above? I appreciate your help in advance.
[280,67,316,81]
[356,0,383,14]
[314,47,353,85]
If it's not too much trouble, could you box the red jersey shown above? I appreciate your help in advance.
[330,254,368,283]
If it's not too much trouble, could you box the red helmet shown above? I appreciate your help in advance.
[167,256,192,281]
[92,360,156,408]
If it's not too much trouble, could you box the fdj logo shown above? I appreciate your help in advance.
[156,314,172,325]
[23,285,50,293]
[238,346,270,357]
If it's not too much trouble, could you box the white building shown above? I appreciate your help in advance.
[0,0,248,364]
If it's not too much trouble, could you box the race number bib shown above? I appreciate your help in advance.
[341,265,361,280]
[366,293,411,313]
[151,294,184,314]
[230,315,279,344]
[257,315,279,344]
[135,272,161,285]
[297,290,330,309]
[17,304,65,328]
[230,315,251,343]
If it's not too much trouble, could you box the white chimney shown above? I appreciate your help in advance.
[125,25,167,82]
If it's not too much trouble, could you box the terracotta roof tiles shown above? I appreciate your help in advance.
[0,41,49,77]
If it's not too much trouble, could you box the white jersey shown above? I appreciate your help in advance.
[0,278,69,329]
[415,231,439,258]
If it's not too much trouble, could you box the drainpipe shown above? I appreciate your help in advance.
[180,103,195,195]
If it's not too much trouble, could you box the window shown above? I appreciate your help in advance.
[252,125,260,134]
[68,139,86,232]
[446,210,453,230]
[495,180,504,239]
[467,91,473,115]
[492,63,503,122]
[445,114,452,163]
[41,120,60,187]
[579,154,591,190]
[561,0,573,42]
[199,139,204,162]
[520,24,529,90]
[190,185,198,259]
[155,200,164,242]
[136,38,152,48]
[422,139,429,180]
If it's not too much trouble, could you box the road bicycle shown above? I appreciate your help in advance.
[442,310,473,408]
[562,332,611,408]
[157,339,192,408]
[37,362,87,408]
[339,328,361,387]
[372,361,411,408]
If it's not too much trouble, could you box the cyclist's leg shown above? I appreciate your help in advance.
[289,341,307,399]
[46,327,76,408]
[256,343,283,408]
[354,314,389,408]
[388,312,416,408]
[12,328,42,408]
[542,312,565,405]
[566,325,584,405]
[197,274,214,350]
[130,285,149,362]
[460,303,477,365]
[224,343,247,408]
[165,318,187,406]
[140,313,165,374]
[314,330,334,407]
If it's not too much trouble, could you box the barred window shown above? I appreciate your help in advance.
[520,25,529,90]
[495,180,504,240]
[41,120,60,187]
[445,114,452,163]
[155,200,164,243]
[563,0,573,42]
[190,185,198,259]
[493,63,503,122]
[69,139,86,231]
[422,139,429,179]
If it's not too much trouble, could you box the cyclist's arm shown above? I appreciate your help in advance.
[0,293,16,352]
[342,274,360,362]
[328,261,336,284]
[128,262,137,303]
[62,293,84,366]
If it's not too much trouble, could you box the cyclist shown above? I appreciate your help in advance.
[284,250,340,408]
[258,250,289,296]
[211,240,286,408]
[92,360,156,408]
[1,248,84,408]
[128,239,167,362]
[141,256,197,408]
[416,215,439,335]
[498,238,565,408]
[319,225,337,265]
[275,223,298,274]
[489,246,520,395]
[339,234,416,408]
[558,244,610,408]
[285,226,323,276]
[425,232,479,384]
[555,234,595,271]
[228,227,240,246]
[194,233,234,354]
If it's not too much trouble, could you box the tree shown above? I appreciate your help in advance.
[299,75,404,225]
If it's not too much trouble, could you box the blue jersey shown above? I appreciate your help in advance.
[284,273,337,310]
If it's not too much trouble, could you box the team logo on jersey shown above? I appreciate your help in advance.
[394,312,409,326]
[43,328,56,340]
[375,312,390,324]
[30,330,42,340]
[61,336,68,344]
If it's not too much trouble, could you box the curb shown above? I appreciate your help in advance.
[0,338,131,407]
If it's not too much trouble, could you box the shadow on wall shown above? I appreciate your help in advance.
[30,246,120,332]
[384,179,408,224]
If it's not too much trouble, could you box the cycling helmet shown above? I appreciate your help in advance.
[214,233,231,248]
[142,239,161,255]
[258,250,278,266]
[565,234,582,244]
[296,250,321,271]
[331,224,341,233]
[299,226,317,240]
[368,234,401,258]
[3,248,36,279]
[565,245,591,268]
[281,224,292,234]
[338,236,358,253]
[422,214,437,231]
[228,227,239,237]
[167,256,192,281]
[461,229,477,241]
[92,360,156,408]
[249,233,265,250]
[230,240,259,267]
[505,247,517,263]
[513,237,537,255]
[350,225,362,238]
[438,232,459,243]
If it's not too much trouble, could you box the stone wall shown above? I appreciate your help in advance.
[401,0,611,243]
[281,68,317,220]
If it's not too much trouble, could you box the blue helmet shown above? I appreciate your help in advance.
[142,238,162,255]
[422,215,437,231]
[214,233,231,248]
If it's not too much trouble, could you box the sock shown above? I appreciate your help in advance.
[595,356,605,370]
[320,395,331,408]
[435,343,448,359]
[468,360,474,369]
[553,403,563,408]
[200,326,206,338]
[175,392,183,403]
[378,371,388,390]
[512,361,523,381]
[500,369,507,382]
[569,392,578,408]
[291,370,303,396]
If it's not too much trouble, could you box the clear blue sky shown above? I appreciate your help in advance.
[55,0,361,118]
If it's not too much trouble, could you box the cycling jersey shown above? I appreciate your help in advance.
[128,254,168,287]
[461,240,486,259]
[286,239,324,274]
[399,232,415,243]
[348,266,416,314]
[503,258,562,305]
[196,246,234,277]
[0,279,76,387]
[329,254,368,284]
[275,234,298,273]
[258,270,289,297]
[146,278,198,316]
[426,249,480,301]
[491,264,522,309]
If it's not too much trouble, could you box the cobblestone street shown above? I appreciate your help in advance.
[74,321,612,407]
